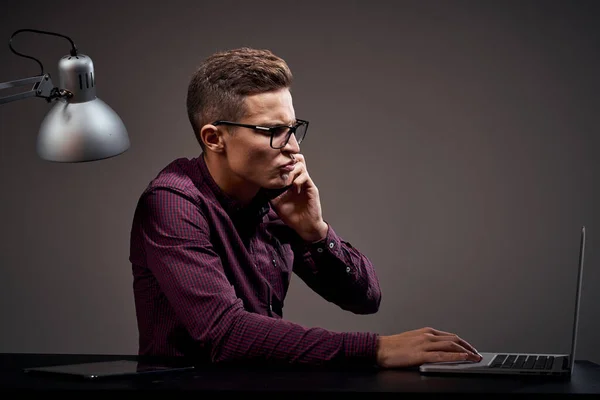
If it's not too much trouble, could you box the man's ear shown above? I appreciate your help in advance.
[200,124,225,153]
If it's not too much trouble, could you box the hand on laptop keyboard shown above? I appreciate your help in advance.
[376,327,483,368]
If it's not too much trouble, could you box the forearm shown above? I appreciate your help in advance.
[293,225,382,314]
[210,305,378,366]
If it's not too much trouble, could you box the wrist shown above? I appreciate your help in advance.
[375,335,389,368]
[303,220,328,243]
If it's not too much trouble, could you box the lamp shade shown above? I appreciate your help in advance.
[36,52,130,162]
[37,97,130,162]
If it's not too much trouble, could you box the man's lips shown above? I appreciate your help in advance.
[279,162,296,172]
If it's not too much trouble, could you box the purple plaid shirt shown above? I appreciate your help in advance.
[129,155,381,366]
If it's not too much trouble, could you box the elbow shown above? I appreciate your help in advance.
[352,286,382,315]
[365,286,382,314]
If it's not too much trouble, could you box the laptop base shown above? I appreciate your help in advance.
[419,352,571,378]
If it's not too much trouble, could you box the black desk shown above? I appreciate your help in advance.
[1,353,600,394]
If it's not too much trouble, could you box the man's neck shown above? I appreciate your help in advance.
[203,153,259,206]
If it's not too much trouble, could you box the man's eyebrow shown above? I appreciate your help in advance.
[256,119,296,127]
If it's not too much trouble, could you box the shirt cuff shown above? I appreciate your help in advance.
[342,331,379,366]
[306,223,341,258]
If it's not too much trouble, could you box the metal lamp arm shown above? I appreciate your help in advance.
[0,74,67,104]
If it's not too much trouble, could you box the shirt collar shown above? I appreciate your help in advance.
[197,154,271,221]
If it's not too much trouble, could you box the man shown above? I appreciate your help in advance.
[129,47,482,368]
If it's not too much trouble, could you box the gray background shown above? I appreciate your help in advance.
[0,0,598,364]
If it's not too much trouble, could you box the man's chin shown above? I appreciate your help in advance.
[263,175,290,189]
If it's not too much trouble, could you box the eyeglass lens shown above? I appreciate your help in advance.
[272,123,307,148]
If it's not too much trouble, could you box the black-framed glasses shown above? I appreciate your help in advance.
[212,119,309,149]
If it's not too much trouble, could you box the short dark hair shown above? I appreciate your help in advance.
[186,47,293,150]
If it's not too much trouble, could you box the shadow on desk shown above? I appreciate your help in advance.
[1,353,599,394]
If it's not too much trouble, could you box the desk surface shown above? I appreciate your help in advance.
[1,353,600,394]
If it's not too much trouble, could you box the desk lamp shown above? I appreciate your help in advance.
[1,28,135,376]
[0,28,130,162]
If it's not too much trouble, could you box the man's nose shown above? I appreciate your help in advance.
[283,133,300,153]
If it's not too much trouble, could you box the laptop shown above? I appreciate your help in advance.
[419,225,586,378]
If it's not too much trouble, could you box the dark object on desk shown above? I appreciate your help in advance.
[420,226,587,378]
[23,358,194,380]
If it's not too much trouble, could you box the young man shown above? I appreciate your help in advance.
[129,47,482,368]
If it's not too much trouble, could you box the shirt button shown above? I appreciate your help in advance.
[317,248,323,253]
[329,242,335,249]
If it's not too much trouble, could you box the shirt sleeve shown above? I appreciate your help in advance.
[291,223,382,315]
[138,187,379,366]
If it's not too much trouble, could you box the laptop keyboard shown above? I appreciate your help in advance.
[490,354,554,370]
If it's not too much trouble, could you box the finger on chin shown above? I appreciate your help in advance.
[293,176,309,193]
